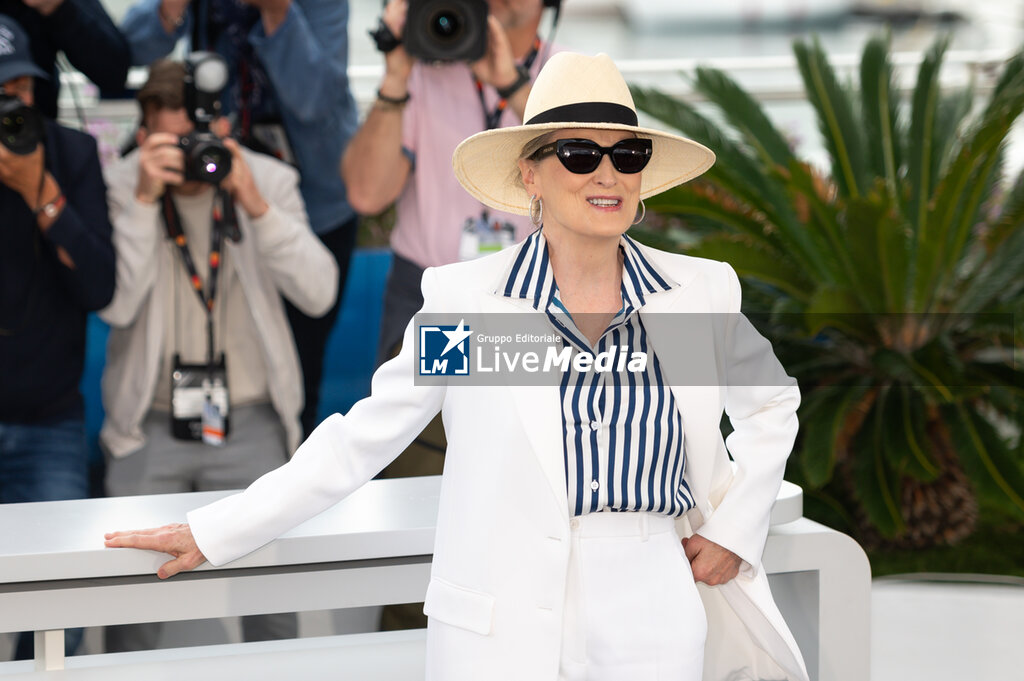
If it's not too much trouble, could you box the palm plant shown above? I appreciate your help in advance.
[630,34,1024,549]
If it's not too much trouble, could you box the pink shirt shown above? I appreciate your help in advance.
[393,49,555,269]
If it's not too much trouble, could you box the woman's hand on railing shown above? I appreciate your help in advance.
[104,522,207,579]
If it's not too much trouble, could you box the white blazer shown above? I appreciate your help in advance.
[188,240,809,681]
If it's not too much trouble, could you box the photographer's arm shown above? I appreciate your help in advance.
[98,136,180,327]
[231,145,338,317]
[121,0,189,66]
[341,96,413,215]
[42,137,116,311]
[0,138,114,311]
[471,15,532,122]
[247,0,351,125]
[341,0,413,215]
[32,0,131,92]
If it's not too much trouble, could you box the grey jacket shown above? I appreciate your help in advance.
[99,147,338,458]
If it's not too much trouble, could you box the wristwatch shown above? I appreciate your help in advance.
[496,64,531,100]
[34,193,66,219]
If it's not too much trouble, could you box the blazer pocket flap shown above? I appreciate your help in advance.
[423,577,496,636]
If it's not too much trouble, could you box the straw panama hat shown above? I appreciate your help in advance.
[452,52,716,216]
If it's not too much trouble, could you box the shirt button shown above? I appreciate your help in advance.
[590,480,600,491]
[590,421,600,431]
[570,518,580,530]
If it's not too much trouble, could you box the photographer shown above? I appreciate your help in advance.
[0,13,115,660]
[342,0,560,367]
[0,0,130,118]
[99,58,337,652]
[120,0,358,438]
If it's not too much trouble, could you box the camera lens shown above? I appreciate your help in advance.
[430,9,463,42]
[201,150,225,177]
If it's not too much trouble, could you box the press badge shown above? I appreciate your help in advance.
[459,213,517,261]
[171,354,230,445]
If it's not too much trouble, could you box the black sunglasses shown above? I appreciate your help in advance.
[530,137,653,175]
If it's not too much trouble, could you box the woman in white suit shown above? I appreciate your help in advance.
[106,53,808,681]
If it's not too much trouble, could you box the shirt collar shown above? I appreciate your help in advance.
[496,229,677,312]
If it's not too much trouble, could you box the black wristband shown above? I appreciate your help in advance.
[369,18,401,54]
[496,64,531,100]
[376,89,410,106]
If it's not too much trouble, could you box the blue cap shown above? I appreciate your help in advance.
[0,15,49,85]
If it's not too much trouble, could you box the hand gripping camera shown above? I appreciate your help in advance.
[0,93,43,155]
[180,52,232,184]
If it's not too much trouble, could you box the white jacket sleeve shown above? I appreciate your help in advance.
[695,262,801,574]
[187,268,446,566]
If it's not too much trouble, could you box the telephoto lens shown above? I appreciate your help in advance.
[0,94,43,155]
[404,0,488,62]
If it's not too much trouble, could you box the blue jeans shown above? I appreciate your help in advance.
[0,417,89,659]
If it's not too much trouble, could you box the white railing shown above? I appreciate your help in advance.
[0,475,869,681]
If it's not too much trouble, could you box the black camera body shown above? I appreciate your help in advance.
[180,52,231,184]
[0,93,43,156]
[404,0,488,63]
[178,130,231,183]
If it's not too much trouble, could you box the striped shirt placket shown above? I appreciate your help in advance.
[498,230,695,518]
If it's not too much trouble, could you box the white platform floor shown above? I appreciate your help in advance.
[3,577,1022,680]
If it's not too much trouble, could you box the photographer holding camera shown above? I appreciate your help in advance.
[343,0,561,367]
[0,13,115,660]
[0,0,130,118]
[99,57,337,652]
[120,0,358,439]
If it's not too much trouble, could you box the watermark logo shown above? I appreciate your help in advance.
[419,319,472,375]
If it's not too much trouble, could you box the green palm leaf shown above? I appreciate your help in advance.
[692,66,796,168]
[894,385,941,481]
[860,31,902,198]
[631,85,824,277]
[852,398,905,537]
[932,87,975,181]
[906,36,950,237]
[953,193,1024,313]
[842,190,911,311]
[799,385,871,487]
[689,234,812,300]
[916,69,1024,309]
[948,404,1024,518]
[793,36,868,199]
[644,184,783,246]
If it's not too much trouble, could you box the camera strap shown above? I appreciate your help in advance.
[473,36,541,131]
[160,189,234,370]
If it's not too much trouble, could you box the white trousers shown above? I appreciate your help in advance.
[559,512,707,681]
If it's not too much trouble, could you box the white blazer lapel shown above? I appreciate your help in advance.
[639,274,724,514]
[478,292,569,521]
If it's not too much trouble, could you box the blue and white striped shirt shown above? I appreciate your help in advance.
[499,230,694,517]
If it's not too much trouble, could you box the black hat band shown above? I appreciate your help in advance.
[525,102,638,127]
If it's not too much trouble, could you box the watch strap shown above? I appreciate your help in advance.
[34,192,66,219]
[496,64,531,100]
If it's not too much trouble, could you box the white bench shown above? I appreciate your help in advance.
[0,476,869,680]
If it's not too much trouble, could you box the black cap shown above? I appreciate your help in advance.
[0,15,49,85]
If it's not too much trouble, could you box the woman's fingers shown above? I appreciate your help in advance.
[104,524,206,578]
[156,550,204,580]
[684,534,742,586]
